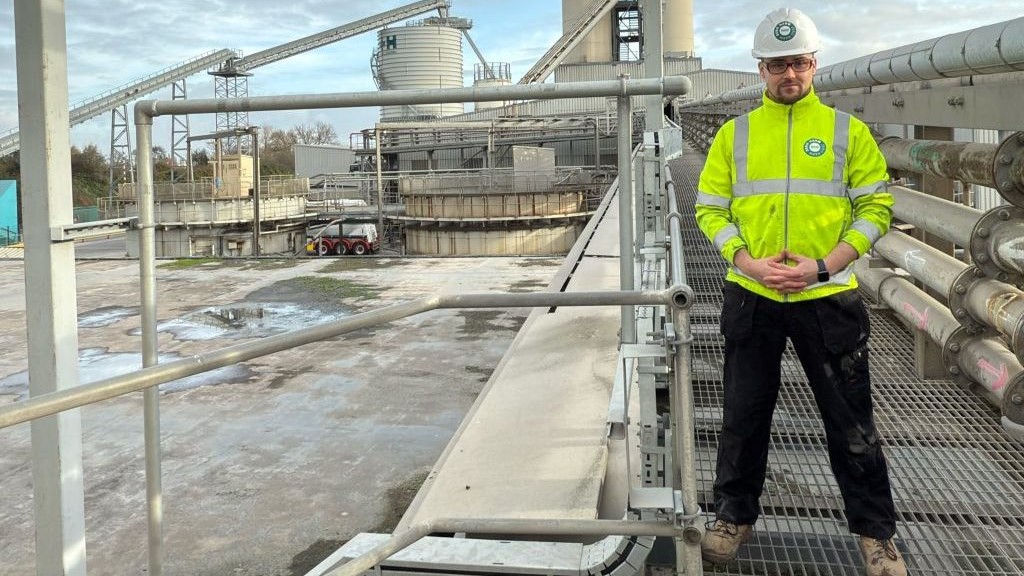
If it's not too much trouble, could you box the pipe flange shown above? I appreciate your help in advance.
[1001,372,1024,427]
[992,131,1024,209]
[942,326,981,390]
[947,266,993,335]
[970,205,1024,285]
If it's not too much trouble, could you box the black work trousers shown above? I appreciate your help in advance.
[713,282,897,539]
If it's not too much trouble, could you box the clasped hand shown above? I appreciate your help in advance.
[742,250,820,294]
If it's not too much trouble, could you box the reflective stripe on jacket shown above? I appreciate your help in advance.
[695,87,893,302]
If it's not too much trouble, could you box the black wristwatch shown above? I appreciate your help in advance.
[816,259,830,283]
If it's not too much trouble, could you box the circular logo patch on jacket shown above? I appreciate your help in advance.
[774,22,796,41]
[803,138,827,157]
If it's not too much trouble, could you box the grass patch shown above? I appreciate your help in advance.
[295,275,383,301]
[507,279,549,293]
[234,258,302,271]
[319,258,412,273]
[464,365,494,383]
[158,258,221,269]
[514,257,562,267]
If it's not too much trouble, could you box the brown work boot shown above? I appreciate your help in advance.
[701,520,753,564]
[859,536,908,576]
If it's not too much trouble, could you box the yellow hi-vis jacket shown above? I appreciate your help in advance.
[695,87,893,302]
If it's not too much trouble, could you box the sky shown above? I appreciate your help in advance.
[1,1,1022,154]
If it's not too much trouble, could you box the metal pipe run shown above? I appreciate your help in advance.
[874,232,1024,364]
[889,184,980,247]
[889,185,1024,284]
[815,17,1024,92]
[855,262,1024,428]
[321,517,682,576]
[134,77,693,121]
[874,232,965,297]
[880,134,1024,207]
[680,17,1024,107]
[0,287,691,431]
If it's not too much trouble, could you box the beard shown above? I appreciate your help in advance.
[768,81,810,104]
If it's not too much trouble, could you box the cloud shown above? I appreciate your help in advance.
[2,1,1022,154]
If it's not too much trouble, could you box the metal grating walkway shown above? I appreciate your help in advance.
[668,148,1024,576]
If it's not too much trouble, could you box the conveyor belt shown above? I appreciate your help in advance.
[669,148,1024,576]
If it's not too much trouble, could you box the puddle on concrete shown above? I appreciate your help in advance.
[456,310,522,340]
[130,303,347,342]
[0,348,253,400]
[78,306,138,328]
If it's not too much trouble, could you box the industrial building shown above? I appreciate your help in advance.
[4,1,1024,576]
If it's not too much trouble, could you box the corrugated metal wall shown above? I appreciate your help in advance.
[682,68,761,100]
[970,129,1007,212]
[405,224,581,255]
[294,144,356,178]
[953,128,1007,211]
[553,57,702,82]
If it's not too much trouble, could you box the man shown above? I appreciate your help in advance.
[694,8,907,576]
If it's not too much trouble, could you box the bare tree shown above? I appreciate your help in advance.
[290,121,339,146]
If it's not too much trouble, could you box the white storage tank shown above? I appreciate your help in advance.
[663,0,694,56]
[473,63,512,110]
[374,18,465,120]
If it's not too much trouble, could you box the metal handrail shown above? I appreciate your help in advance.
[0,287,692,431]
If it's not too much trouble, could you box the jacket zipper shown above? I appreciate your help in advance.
[784,106,793,302]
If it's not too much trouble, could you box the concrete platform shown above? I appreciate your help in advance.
[0,251,561,576]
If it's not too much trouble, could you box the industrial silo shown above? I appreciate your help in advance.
[562,0,612,63]
[374,17,465,120]
[473,63,512,110]
[561,0,694,62]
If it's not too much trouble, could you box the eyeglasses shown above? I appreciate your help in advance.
[761,58,815,75]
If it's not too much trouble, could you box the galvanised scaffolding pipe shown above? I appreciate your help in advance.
[880,134,1024,207]
[664,164,704,575]
[617,81,636,344]
[874,232,1024,364]
[889,185,1024,283]
[322,517,682,576]
[0,287,692,431]
[134,77,692,120]
[855,261,1024,432]
[134,111,164,576]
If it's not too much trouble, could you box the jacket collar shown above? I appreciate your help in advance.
[760,86,820,115]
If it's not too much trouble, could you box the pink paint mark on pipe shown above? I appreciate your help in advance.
[977,358,1010,391]
[902,302,929,330]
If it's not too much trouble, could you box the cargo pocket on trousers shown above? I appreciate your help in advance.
[814,290,870,354]
[719,282,756,340]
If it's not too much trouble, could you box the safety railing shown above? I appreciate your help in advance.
[0,225,20,247]
[13,76,694,576]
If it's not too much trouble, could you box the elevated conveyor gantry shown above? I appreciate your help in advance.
[517,0,617,85]
[0,49,236,158]
[210,0,450,144]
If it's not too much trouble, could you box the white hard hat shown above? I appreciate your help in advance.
[751,8,822,59]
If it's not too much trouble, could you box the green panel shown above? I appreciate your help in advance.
[0,180,18,246]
